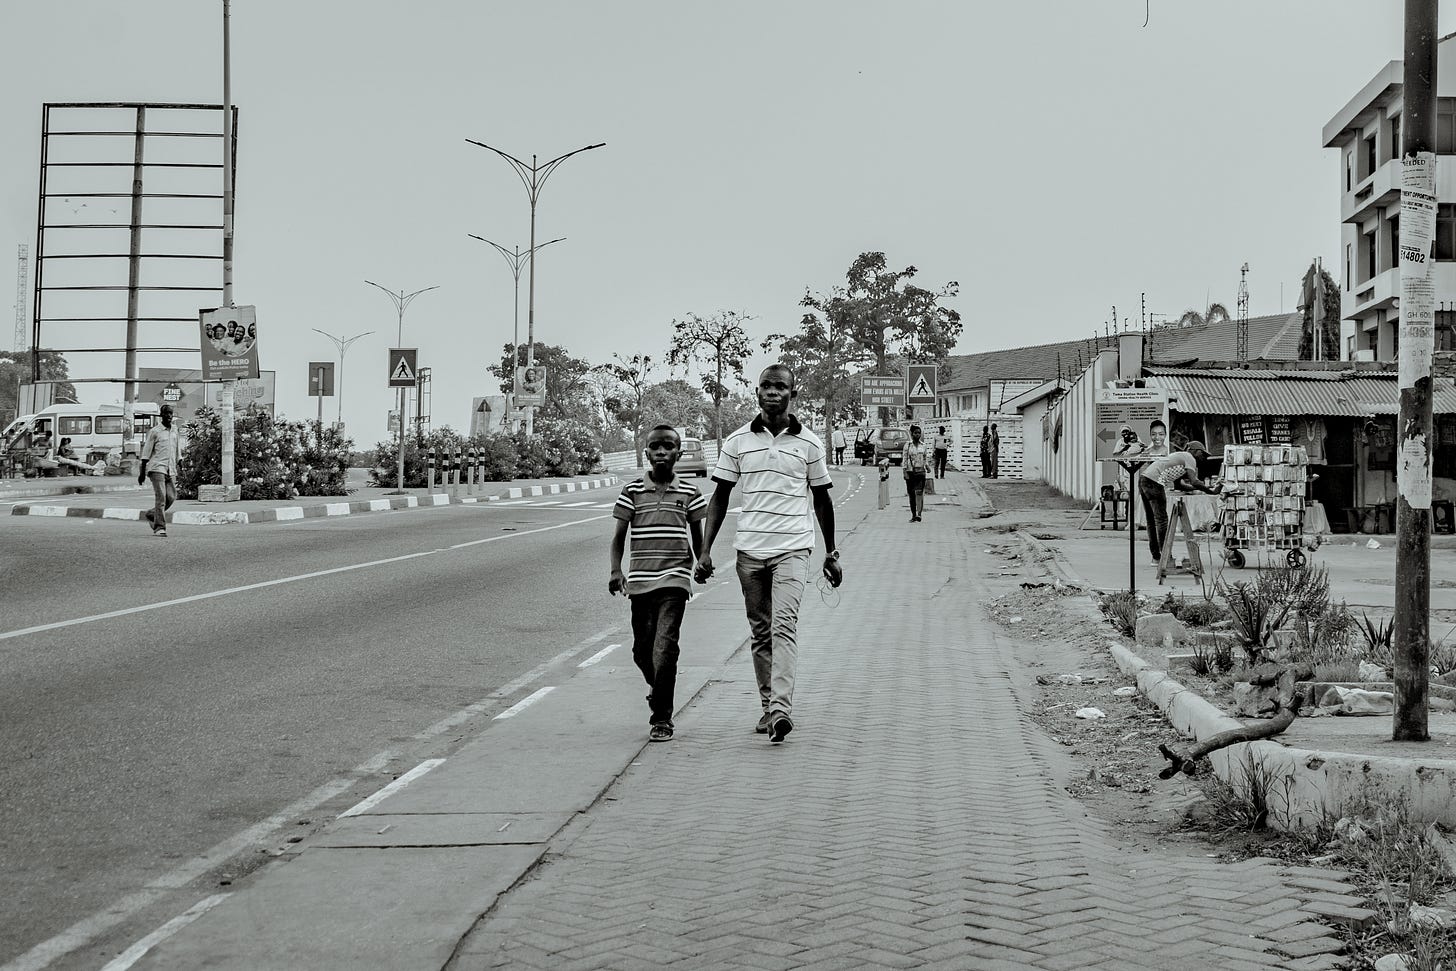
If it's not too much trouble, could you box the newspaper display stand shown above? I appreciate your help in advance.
[1218,444,1310,569]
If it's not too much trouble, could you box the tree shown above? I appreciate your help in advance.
[666,311,754,449]
[592,353,655,467]
[1175,303,1232,328]
[489,342,596,426]
[641,378,709,433]
[832,252,961,425]
[0,350,77,421]
[1297,263,1342,361]
[764,288,871,441]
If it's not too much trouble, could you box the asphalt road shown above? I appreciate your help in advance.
[0,485,698,970]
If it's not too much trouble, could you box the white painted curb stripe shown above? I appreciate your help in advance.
[102,508,139,520]
[493,686,554,719]
[338,759,445,818]
[26,506,69,517]
[528,485,544,496]
[368,498,391,511]
[578,643,620,668]
[98,894,231,971]
[325,502,350,516]
[274,507,304,521]
[507,487,523,498]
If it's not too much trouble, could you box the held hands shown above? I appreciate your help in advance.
[694,553,715,584]
[823,556,843,588]
[608,570,626,596]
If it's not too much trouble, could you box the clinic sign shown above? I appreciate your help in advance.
[199,305,260,380]
[1095,388,1169,462]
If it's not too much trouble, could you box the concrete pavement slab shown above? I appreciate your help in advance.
[311,813,574,848]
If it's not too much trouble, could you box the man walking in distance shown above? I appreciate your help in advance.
[831,426,847,466]
[902,425,931,522]
[1138,442,1218,565]
[932,425,952,479]
[139,404,179,537]
[694,364,843,744]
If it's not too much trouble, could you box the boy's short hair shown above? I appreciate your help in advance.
[646,424,680,444]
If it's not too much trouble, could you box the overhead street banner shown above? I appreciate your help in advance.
[861,374,906,408]
[1095,388,1169,462]
[907,364,937,405]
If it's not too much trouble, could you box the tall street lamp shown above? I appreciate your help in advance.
[465,139,604,435]
[364,280,438,490]
[312,328,372,427]
[467,234,564,370]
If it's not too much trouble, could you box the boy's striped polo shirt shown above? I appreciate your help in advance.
[613,474,708,595]
[710,414,832,558]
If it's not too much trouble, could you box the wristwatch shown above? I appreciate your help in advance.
[826,549,841,561]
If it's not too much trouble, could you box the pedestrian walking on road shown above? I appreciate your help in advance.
[831,427,847,466]
[1138,442,1218,564]
[139,404,180,537]
[902,425,930,522]
[609,425,708,743]
[988,423,1000,478]
[695,364,842,744]
[932,426,951,478]
[979,425,992,478]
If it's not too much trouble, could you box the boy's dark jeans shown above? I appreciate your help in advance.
[630,588,688,725]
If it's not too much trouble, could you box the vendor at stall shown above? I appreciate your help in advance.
[1139,442,1220,565]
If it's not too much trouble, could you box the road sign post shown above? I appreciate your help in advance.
[906,364,937,411]
[309,361,334,446]
[389,349,419,489]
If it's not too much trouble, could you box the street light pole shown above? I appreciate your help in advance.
[467,235,564,370]
[312,328,372,427]
[364,281,438,490]
[465,139,604,435]
[219,0,239,495]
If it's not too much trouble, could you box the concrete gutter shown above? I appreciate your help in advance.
[1107,639,1456,829]
[10,476,620,526]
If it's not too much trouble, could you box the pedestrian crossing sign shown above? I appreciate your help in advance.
[906,364,937,405]
[389,348,418,387]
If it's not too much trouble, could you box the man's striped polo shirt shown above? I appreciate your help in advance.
[613,474,708,595]
[711,414,832,558]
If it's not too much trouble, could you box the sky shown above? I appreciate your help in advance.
[0,1,1444,440]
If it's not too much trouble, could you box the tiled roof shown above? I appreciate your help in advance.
[939,336,1115,394]
[1145,312,1304,363]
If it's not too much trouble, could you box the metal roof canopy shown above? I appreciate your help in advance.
[31,102,237,391]
[1143,369,1456,416]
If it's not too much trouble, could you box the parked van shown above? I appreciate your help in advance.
[27,403,161,463]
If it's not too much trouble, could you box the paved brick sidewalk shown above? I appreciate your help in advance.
[448,473,1349,970]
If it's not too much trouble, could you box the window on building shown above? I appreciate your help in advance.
[1440,100,1456,154]
[1391,112,1402,161]
[1363,229,1377,282]
[1439,311,1456,352]
[1364,133,1377,178]
[1437,205,1456,261]
[1346,243,1352,290]
[1389,214,1400,270]
[1348,335,1355,359]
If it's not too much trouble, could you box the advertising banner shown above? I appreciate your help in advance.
[199,305,260,380]
[515,366,547,408]
[1095,388,1169,462]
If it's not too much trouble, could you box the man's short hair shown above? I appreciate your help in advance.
[760,363,796,388]
[910,424,921,433]
[647,424,680,443]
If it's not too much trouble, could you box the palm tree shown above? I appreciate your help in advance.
[1175,303,1232,328]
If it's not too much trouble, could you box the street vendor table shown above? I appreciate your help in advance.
[1153,494,1330,536]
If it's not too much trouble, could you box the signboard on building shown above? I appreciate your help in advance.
[199,305,260,380]
[1094,388,1169,462]
[906,365,937,406]
[861,374,906,408]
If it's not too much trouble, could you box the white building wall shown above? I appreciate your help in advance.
[1043,349,1119,502]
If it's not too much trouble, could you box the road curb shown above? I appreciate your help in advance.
[10,476,620,526]
[1107,639,1456,828]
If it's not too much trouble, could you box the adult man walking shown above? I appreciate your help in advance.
[139,404,180,537]
[932,425,952,478]
[831,426,847,466]
[695,364,843,744]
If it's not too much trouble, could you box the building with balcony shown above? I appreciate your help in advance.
[1323,46,1456,360]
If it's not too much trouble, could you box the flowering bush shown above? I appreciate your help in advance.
[367,419,600,488]
[178,407,353,500]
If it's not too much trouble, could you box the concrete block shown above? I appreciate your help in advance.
[1135,612,1194,651]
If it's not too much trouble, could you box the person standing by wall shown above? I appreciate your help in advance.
[988,423,1000,478]
[694,364,843,745]
[931,426,951,479]
[139,404,180,537]
[979,425,992,478]
[902,425,931,522]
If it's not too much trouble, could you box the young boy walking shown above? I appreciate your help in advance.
[609,425,708,742]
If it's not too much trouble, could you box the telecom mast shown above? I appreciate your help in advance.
[1236,262,1250,361]
[14,244,27,352]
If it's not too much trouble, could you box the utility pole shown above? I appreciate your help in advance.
[467,235,564,372]
[311,328,372,427]
[465,139,604,436]
[365,281,437,490]
[219,0,238,494]
[1394,0,1438,742]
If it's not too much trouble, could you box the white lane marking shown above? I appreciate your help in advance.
[338,759,445,818]
[559,500,596,507]
[533,500,562,506]
[0,516,609,644]
[494,499,530,505]
[493,686,554,719]
[97,894,230,971]
[3,749,396,971]
[578,643,621,667]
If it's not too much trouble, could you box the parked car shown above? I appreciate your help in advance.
[874,427,911,465]
[676,437,708,476]
[852,428,876,464]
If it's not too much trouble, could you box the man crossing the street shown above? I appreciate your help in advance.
[695,364,842,744]
[139,404,180,537]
